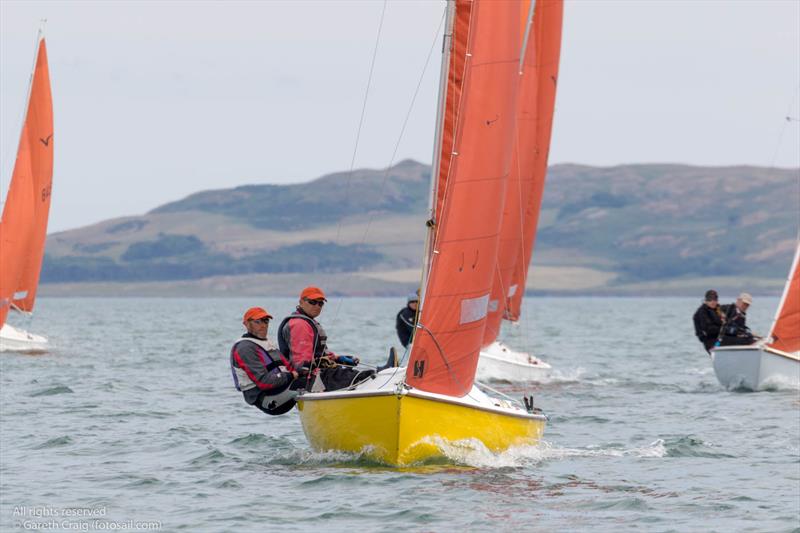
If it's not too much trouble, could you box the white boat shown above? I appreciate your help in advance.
[711,344,799,391]
[474,0,562,382]
[0,30,54,353]
[711,243,800,391]
[477,340,551,382]
[0,323,48,354]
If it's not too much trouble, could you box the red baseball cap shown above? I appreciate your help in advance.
[243,307,273,323]
[300,286,327,301]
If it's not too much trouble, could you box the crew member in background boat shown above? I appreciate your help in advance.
[693,289,724,353]
[230,307,299,415]
[395,292,419,349]
[717,292,758,346]
[279,286,378,392]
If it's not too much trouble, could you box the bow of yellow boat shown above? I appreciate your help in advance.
[296,381,545,465]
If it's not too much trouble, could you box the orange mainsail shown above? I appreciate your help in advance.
[0,36,54,327]
[483,0,564,345]
[767,243,800,354]
[406,0,523,397]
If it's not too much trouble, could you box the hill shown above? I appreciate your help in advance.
[41,160,799,296]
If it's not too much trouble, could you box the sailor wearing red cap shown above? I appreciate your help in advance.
[280,286,393,391]
[230,307,298,415]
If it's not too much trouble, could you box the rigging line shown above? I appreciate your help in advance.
[767,84,800,171]
[413,321,469,392]
[514,175,534,350]
[766,84,800,250]
[3,27,44,199]
[332,0,388,247]
[510,47,532,350]
[474,380,524,409]
[329,6,446,326]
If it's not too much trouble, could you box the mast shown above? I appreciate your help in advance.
[418,0,456,315]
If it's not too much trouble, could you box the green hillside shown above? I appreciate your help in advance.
[41,160,799,295]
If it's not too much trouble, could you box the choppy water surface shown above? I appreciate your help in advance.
[1,297,798,532]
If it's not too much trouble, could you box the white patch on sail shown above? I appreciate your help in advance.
[13,291,27,300]
[508,284,518,297]
[460,294,490,325]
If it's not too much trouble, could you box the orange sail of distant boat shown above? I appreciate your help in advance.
[767,243,800,354]
[406,0,523,397]
[506,0,563,325]
[484,0,563,345]
[0,36,54,330]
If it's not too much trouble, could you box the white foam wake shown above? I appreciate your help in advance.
[418,436,667,468]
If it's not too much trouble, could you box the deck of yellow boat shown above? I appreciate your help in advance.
[297,387,545,465]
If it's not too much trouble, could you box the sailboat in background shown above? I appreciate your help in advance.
[711,242,800,391]
[0,33,54,353]
[297,0,562,465]
[477,0,563,382]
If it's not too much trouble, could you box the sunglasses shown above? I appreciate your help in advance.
[305,298,325,307]
[250,318,270,324]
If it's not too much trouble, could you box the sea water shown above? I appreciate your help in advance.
[1,297,798,532]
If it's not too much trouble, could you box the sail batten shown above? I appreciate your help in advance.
[0,37,54,327]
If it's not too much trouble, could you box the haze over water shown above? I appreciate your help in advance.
[1,297,798,531]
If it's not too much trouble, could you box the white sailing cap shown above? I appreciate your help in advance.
[738,292,753,304]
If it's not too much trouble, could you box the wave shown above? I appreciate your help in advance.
[32,436,73,449]
[661,436,734,458]
[227,433,294,449]
[759,375,800,392]
[403,437,670,468]
[29,385,73,397]
[261,438,671,470]
[266,446,388,468]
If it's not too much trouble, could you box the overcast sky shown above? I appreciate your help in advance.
[2,0,799,233]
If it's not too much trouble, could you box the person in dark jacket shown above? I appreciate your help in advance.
[693,289,724,353]
[230,307,299,415]
[396,292,419,348]
[718,292,757,346]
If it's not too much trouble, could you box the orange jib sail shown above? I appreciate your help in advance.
[0,37,54,326]
[767,243,800,354]
[506,0,563,323]
[407,0,522,397]
[484,0,564,345]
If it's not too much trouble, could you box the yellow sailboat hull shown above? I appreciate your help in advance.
[297,389,545,465]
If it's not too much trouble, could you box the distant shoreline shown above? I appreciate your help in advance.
[38,271,784,298]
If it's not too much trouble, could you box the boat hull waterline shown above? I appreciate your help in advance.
[477,341,551,382]
[0,323,48,353]
[297,370,546,465]
[711,344,800,391]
